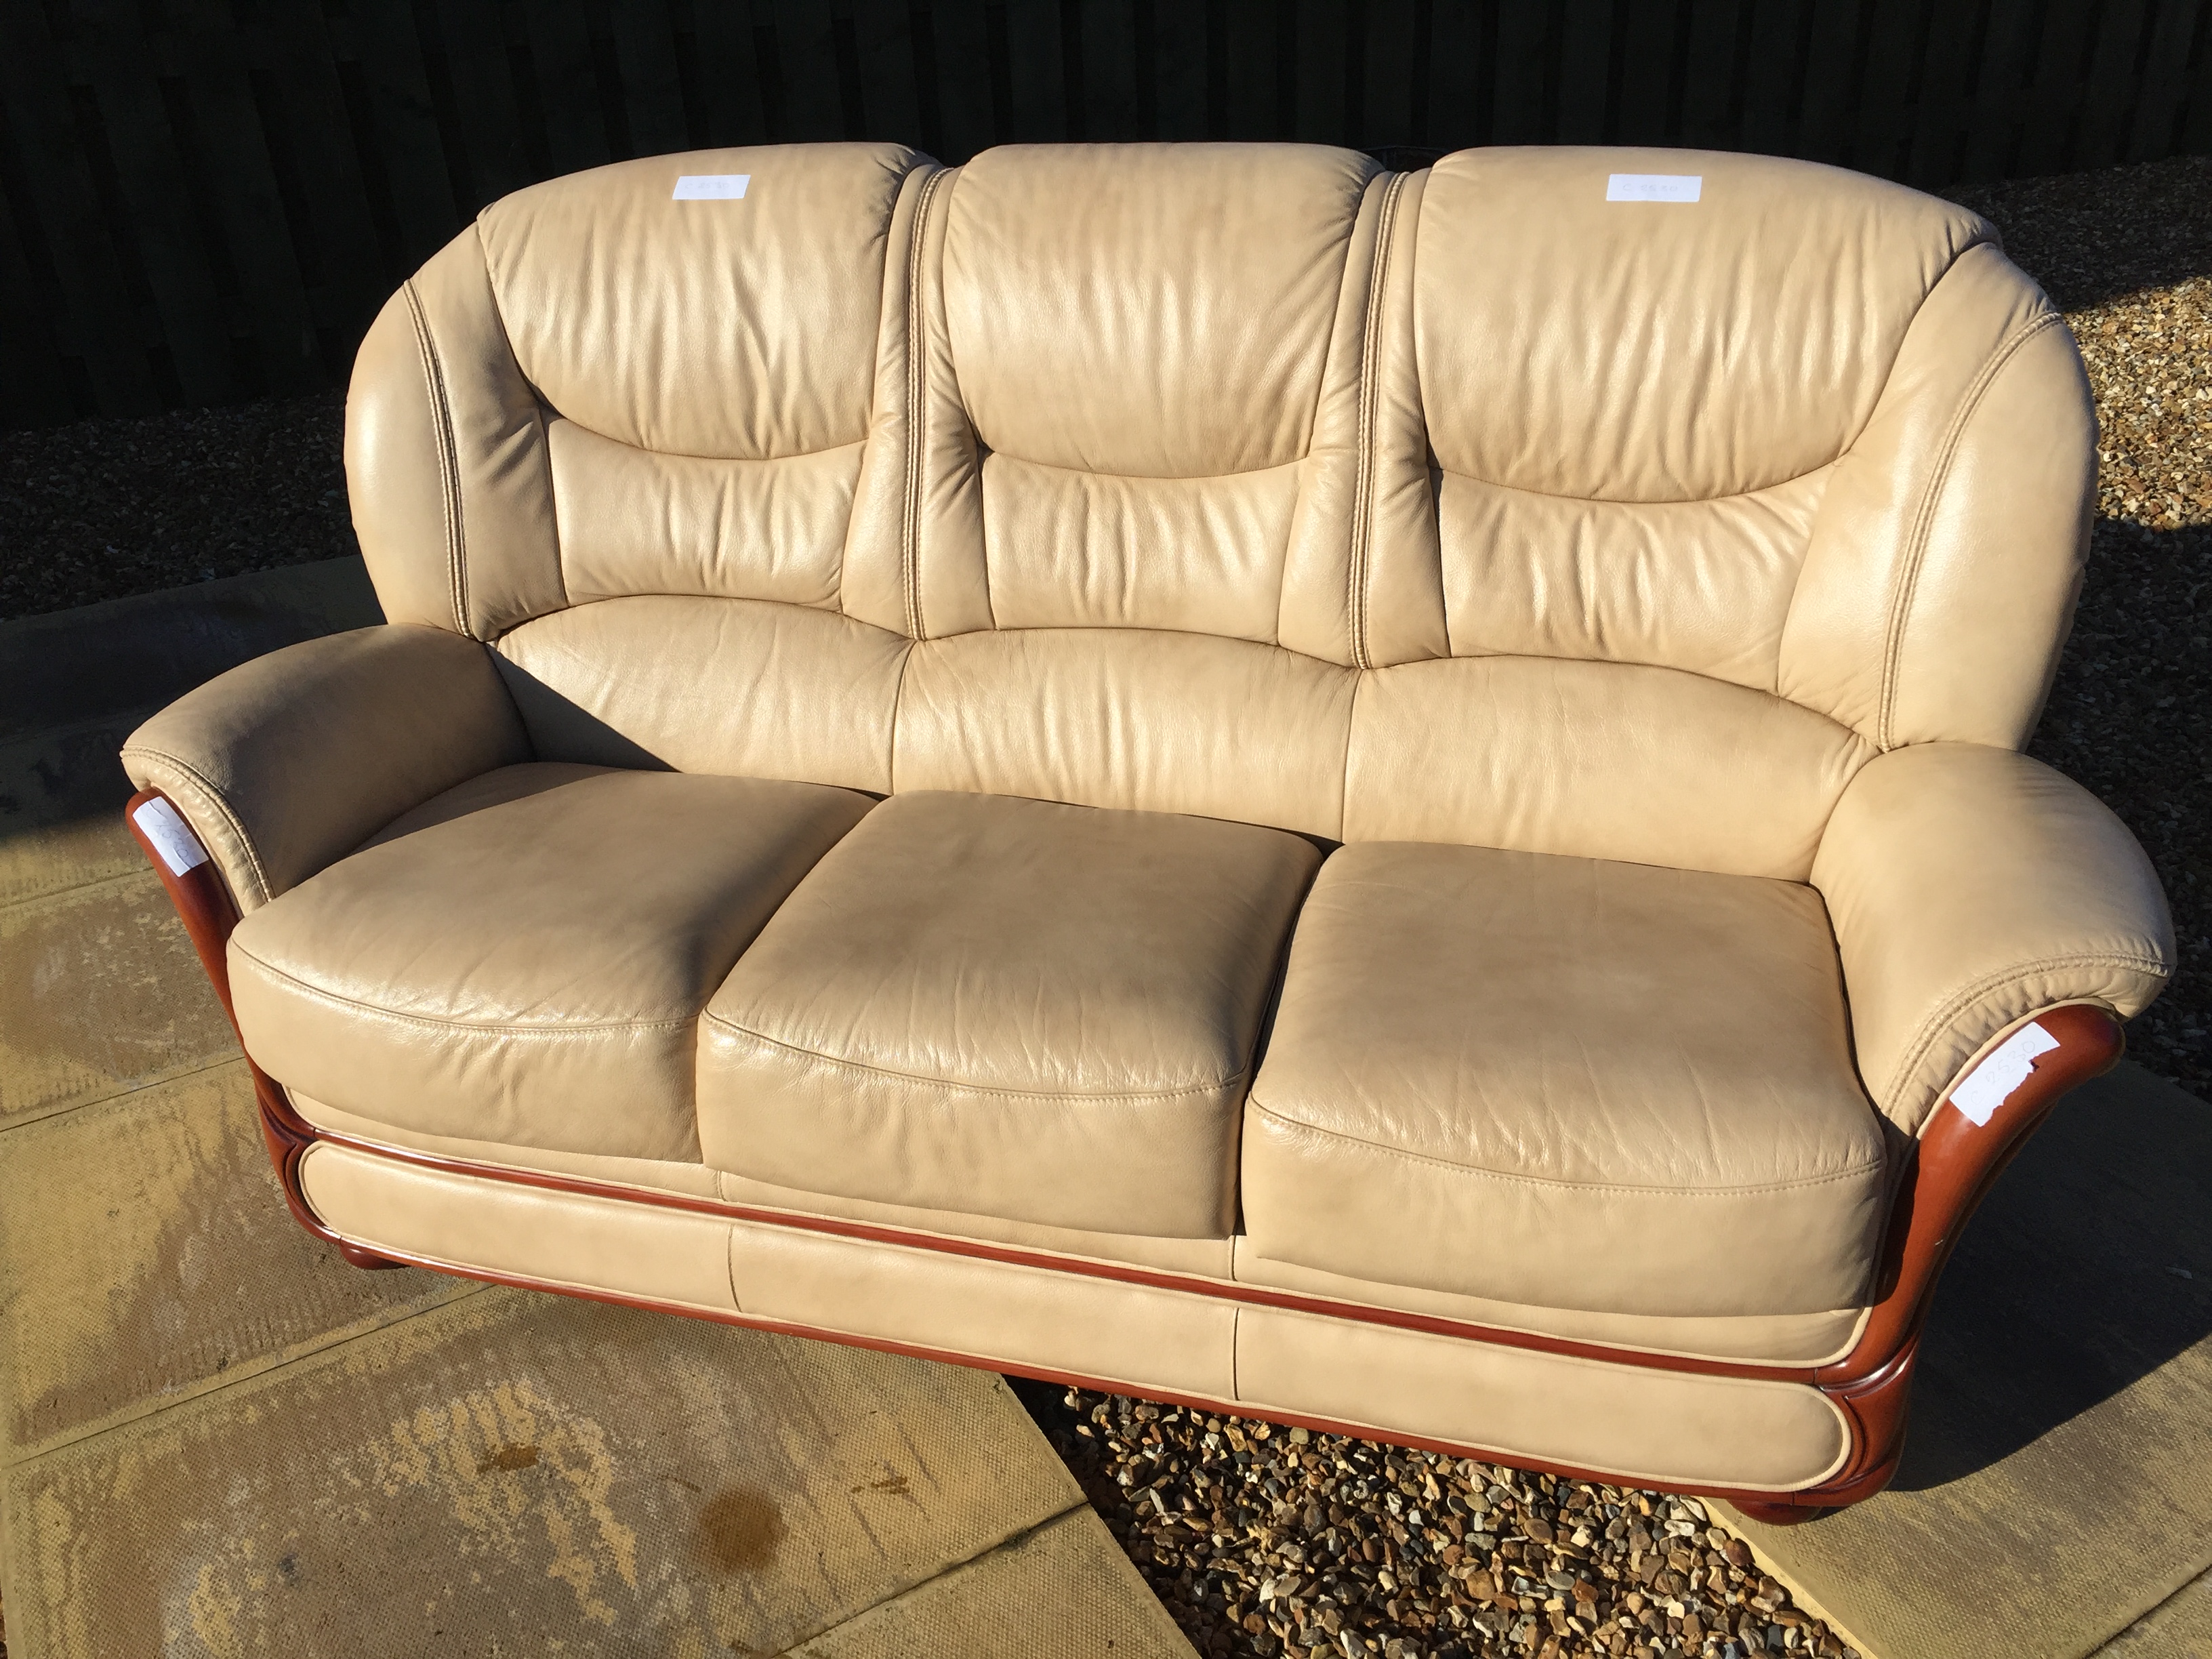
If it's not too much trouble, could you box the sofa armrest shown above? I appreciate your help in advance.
[1812,741,2172,1134]
[121,624,529,913]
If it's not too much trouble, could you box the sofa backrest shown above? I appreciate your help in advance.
[346,142,2094,880]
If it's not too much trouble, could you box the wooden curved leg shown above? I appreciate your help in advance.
[337,1240,405,1271]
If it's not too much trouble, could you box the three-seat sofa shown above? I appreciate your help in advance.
[121,140,2172,1521]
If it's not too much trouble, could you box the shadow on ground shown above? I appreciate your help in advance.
[1893,1061,2212,1492]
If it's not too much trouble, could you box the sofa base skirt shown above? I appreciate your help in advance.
[298,1139,1852,1496]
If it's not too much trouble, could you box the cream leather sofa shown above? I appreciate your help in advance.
[121,142,2172,1521]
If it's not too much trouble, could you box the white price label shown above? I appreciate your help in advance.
[672,174,750,200]
[1949,1021,2061,1127]
[1605,173,1702,203]
[132,797,211,878]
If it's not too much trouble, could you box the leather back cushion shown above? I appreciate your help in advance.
[346,144,930,639]
[937,144,1380,644]
[346,142,2093,876]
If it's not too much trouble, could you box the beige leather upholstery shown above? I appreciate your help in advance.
[300,1143,1851,1492]
[233,768,870,1160]
[1245,843,1889,1317]
[1814,742,2173,1132]
[700,790,1318,1237]
[121,140,2175,1492]
[123,626,527,913]
[291,1088,1864,1365]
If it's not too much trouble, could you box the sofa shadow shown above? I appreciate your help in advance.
[1887,1061,2212,1492]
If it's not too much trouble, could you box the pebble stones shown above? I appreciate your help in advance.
[1028,1387,1859,1659]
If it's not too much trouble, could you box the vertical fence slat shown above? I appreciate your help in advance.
[0,9,163,419]
[0,171,72,426]
[1071,0,1137,140]
[170,33,325,397]
[684,3,771,149]
[1613,1,1680,144]
[1422,0,1493,150]
[1356,0,1416,146]
[1553,0,1614,144]
[1845,0,1934,179]
[925,0,999,157]
[64,29,229,405]
[602,3,693,159]
[768,0,848,140]
[2074,0,2158,169]
[1151,0,1208,140]
[2174,0,2212,151]
[2124,0,2205,160]
[1677,0,1751,149]
[848,0,924,146]
[1901,0,1982,186]
[246,5,392,372]
[1219,0,1284,139]
[2015,0,2099,177]
[1292,0,1347,142]
[1487,1,1552,144]
[1956,0,2041,182]
[998,0,1065,139]
[339,0,469,279]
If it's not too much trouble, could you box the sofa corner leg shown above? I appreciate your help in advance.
[336,1239,405,1271]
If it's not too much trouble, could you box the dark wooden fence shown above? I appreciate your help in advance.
[5,0,2211,429]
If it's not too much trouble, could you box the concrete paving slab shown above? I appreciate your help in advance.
[789,1507,1196,1658]
[0,869,236,1128]
[1,1290,1113,1658]
[1724,1060,2212,1659]
[0,557,381,908]
[2092,1566,2212,1657]
[0,1059,472,1458]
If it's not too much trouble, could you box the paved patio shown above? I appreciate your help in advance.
[1,558,2206,1658]
[0,560,1193,1657]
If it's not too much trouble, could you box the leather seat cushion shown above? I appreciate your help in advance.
[698,790,1321,1237]
[229,766,872,1162]
[1244,842,1890,1317]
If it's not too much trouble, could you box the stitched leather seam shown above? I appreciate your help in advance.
[902,167,949,644]
[1348,171,1408,672]
[1875,310,2062,750]
[403,279,470,638]
[119,745,272,906]
[705,1012,1245,1103]
[231,949,695,1037]
[1882,949,2171,1111]
[1246,1102,1885,1197]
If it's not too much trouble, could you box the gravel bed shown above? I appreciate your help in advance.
[1013,1384,1855,1659]
[0,388,351,622]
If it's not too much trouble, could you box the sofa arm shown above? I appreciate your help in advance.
[1811,741,2172,1134]
[121,624,529,913]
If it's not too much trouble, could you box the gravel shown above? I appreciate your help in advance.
[1013,1383,1857,1659]
[0,388,352,622]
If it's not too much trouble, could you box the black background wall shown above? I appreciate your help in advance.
[4,0,2211,429]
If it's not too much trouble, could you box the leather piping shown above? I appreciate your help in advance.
[401,278,469,639]
[902,167,951,642]
[1347,171,1409,672]
[1875,310,2064,750]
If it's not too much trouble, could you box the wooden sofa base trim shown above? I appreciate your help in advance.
[125,787,2125,1521]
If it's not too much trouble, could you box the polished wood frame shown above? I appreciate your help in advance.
[127,787,2124,1521]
